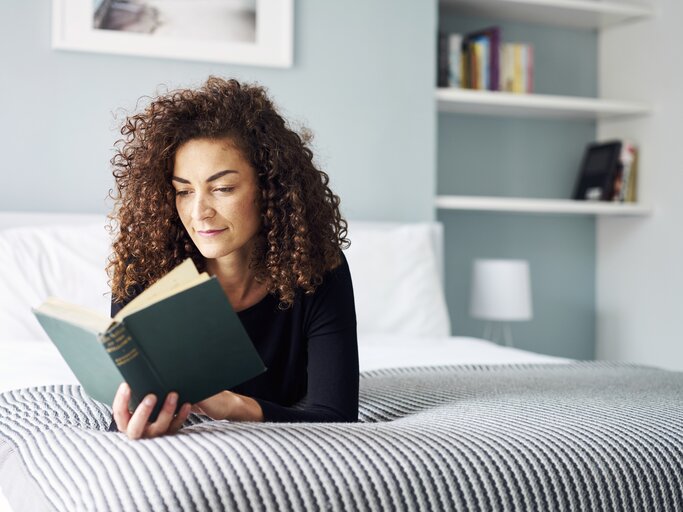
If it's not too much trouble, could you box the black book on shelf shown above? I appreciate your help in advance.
[437,31,449,87]
[572,140,623,201]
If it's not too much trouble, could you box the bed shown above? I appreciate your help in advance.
[0,213,681,511]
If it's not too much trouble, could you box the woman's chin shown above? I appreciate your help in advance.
[197,247,229,260]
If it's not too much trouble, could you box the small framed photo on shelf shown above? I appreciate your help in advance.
[572,141,622,201]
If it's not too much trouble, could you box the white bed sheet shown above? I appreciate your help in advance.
[0,335,570,395]
[359,334,571,371]
[0,341,79,393]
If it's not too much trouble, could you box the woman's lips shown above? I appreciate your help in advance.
[197,228,227,237]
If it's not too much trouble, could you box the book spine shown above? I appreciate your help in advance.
[480,37,490,90]
[527,44,534,93]
[448,34,463,88]
[626,146,638,202]
[621,142,637,202]
[473,41,483,89]
[100,322,167,421]
[490,27,500,91]
[462,40,470,88]
[438,32,449,87]
[521,45,528,93]
[513,44,523,93]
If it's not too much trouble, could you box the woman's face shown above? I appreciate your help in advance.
[172,137,261,261]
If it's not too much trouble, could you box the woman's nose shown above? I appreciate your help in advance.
[191,192,214,220]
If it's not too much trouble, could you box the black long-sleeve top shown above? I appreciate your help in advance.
[110,253,359,423]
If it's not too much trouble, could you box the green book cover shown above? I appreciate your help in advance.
[32,265,266,423]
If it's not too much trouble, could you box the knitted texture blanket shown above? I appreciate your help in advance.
[0,362,681,511]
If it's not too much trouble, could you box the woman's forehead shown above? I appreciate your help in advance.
[173,137,251,178]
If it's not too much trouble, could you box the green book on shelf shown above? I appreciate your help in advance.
[32,259,266,422]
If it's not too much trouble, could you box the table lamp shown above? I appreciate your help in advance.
[469,259,532,347]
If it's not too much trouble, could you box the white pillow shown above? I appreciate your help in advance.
[344,222,451,338]
[0,223,111,342]
[0,219,452,341]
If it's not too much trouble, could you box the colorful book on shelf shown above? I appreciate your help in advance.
[501,43,534,93]
[625,145,638,202]
[614,141,638,202]
[513,44,523,93]
[501,44,514,92]
[32,258,267,422]
[468,26,500,91]
[526,44,535,93]
[473,38,486,89]
[448,33,463,88]
[460,26,501,91]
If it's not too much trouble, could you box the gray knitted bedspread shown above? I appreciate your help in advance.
[1,362,682,512]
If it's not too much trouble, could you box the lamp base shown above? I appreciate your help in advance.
[483,322,514,347]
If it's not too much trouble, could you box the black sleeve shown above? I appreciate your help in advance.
[111,298,125,318]
[253,254,359,423]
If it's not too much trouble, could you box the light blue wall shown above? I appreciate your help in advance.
[2,2,600,359]
[438,12,598,359]
[0,1,436,222]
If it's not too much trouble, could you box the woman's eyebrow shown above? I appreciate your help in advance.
[206,170,238,182]
[171,170,238,184]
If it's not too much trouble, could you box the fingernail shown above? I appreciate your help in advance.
[168,393,178,406]
[144,395,156,406]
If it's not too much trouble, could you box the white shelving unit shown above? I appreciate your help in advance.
[435,195,652,216]
[439,0,654,30]
[436,0,653,216]
[436,88,652,120]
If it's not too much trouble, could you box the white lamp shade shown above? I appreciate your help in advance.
[469,259,533,321]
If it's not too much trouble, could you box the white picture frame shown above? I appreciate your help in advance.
[52,0,294,68]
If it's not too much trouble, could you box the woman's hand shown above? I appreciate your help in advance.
[112,382,192,440]
[192,390,264,422]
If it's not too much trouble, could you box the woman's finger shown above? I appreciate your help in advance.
[168,403,192,434]
[126,394,156,440]
[144,392,178,438]
[112,382,132,432]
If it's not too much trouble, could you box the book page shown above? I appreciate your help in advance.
[114,259,210,322]
[34,298,112,333]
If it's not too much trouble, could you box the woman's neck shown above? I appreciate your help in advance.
[206,251,268,312]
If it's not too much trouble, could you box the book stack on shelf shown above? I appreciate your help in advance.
[572,140,639,204]
[438,26,534,93]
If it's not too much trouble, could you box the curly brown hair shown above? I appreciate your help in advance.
[107,76,349,309]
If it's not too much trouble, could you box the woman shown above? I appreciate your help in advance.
[107,77,358,440]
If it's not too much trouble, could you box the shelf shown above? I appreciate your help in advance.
[436,88,652,120]
[436,195,652,216]
[439,0,654,30]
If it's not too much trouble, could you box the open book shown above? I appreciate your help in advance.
[32,259,266,422]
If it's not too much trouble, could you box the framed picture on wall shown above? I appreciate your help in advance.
[52,0,294,68]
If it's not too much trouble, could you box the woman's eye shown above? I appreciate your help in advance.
[175,190,191,197]
[215,187,235,193]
